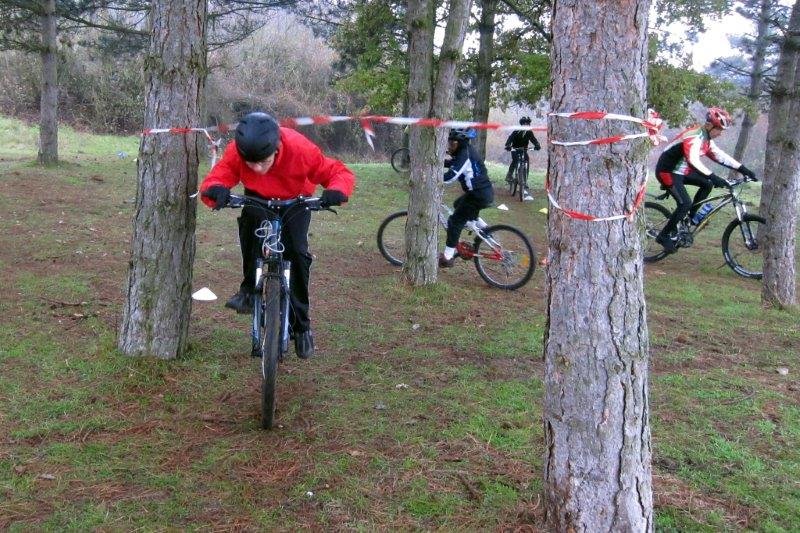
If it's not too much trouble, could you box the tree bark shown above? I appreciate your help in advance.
[760,0,800,309]
[473,0,498,159]
[403,0,472,286]
[37,0,58,165]
[544,0,653,530]
[729,0,772,179]
[118,0,207,358]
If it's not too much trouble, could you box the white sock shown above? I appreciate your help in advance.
[443,247,456,260]
[476,217,488,229]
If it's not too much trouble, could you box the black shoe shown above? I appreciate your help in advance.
[655,234,678,253]
[438,253,456,268]
[294,330,315,359]
[224,291,254,314]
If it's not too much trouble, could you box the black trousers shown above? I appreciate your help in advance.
[657,169,727,238]
[446,187,494,248]
[238,203,313,333]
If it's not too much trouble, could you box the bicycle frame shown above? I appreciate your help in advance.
[253,217,291,356]
[437,203,501,259]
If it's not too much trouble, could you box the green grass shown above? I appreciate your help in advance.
[0,115,798,530]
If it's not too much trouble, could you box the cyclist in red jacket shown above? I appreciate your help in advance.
[654,106,756,253]
[200,111,355,359]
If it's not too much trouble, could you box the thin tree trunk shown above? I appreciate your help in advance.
[729,0,772,179]
[403,0,472,286]
[544,0,653,530]
[118,0,207,358]
[37,0,58,165]
[473,0,498,159]
[760,0,800,309]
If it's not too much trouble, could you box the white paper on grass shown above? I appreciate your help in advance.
[192,287,217,301]
[496,203,509,211]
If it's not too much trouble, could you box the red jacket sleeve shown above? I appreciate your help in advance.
[198,143,243,208]
[301,138,356,197]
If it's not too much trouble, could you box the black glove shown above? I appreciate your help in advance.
[204,185,231,210]
[533,143,541,151]
[708,173,730,189]
[504,146,511,151]
[738,165,757,181]
[320,189,348,208]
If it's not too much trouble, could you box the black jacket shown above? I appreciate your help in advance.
[444,144,493,193]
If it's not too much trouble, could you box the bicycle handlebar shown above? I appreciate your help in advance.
[208,193,332,213]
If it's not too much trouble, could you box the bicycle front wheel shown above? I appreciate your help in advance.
[722,215,766,279]
[642,201,672,263]
[473,224,535,290]
[517,164,526,202]
[391,147,410,173]
[377,211,408,266]
[256,275,282,429]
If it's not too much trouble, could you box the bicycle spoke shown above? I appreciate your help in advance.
[474,225,535,290]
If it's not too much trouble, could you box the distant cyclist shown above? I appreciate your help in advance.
[439,128,494,268]
[504,116,541,201]
[653,106,757,253]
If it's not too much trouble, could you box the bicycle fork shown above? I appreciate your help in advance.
[280,260,291,354]
[735,204,759,251]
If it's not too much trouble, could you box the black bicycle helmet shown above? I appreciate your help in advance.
[235,112,280,162]
[519,116,531,125]
[448,128,470,143]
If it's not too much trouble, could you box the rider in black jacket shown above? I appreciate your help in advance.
[439,128,495,268]
[504,116,541,201]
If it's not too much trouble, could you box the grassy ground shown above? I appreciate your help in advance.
[0,116,798,531]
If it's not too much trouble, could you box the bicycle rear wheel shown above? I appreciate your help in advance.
[391,147,410,173]
[473,224,535,290]
[642,201,671,263]
[377,211,408,266]
[256,275,281,429]
[722,215,765,279]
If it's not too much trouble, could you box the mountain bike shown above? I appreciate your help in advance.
[214,193,330,429]
[391,147,410,173]
[507,147,533,201]
[377,204,536,290]
[642,176,765,279]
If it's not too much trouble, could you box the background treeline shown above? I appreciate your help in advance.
[0,1,789,166]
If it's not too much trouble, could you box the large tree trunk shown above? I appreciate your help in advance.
[118,0,207,359]
[544,1,653,530]
[729,0,772,179]
[760,0,800,309]
[403,0,472,286]
[37,0,58,165]
[472,0,498,159]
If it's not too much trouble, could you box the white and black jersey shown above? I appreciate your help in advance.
[444,144,493,193]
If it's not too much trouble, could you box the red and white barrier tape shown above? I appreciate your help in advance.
[548,109,665,146]
[141,126,228,166]
[545,176,647,222]
[143,109,665,222]
[541,108,662,222]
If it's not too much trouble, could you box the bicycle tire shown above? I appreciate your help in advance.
[642,201,672,263]
[473,224,535,290]
[391,147,410,173]
[721,214,766,280]
[508,161,518,196]
[377,211,408,266]
[517,163,526,202]
[258,274,282,429]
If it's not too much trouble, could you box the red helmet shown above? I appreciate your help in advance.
[706,107,732,129]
